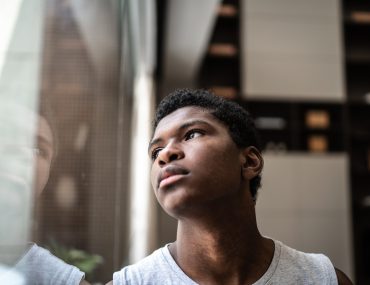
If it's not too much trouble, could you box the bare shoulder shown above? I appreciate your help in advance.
[80,281,92,285]
[335,268,353,285]
[105,281,113,285]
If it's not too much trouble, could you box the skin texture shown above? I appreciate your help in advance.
[106,105,352,285]
[150,108,247,217]
[335,268,353,285]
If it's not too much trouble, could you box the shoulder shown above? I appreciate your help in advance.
[281,245,353,284]
[16,244,85,284]
[335,268,353,285]
[279,241,332,268]
[275,241,338,284]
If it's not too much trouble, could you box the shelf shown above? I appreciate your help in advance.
[208,43,238,57]
[240,100,347,153]
[345,11,370,25]
[346,52,370,64]
[254,117,287,130]
[218,4,238,18]
[209,86,238,99]
[198,0,240,94]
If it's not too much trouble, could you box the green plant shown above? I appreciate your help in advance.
[47,239,103,279]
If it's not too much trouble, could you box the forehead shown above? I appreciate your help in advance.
[154,106,221,135]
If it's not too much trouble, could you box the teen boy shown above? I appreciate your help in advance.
[109,89,352,284]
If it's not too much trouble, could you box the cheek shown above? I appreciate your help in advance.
[35,158,51,195]
[192,145,241,185]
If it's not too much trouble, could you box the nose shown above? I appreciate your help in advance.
[157,143,184,166]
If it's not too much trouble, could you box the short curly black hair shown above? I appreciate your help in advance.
[153,88,262,199]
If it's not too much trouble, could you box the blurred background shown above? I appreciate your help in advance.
[0,0,369,283]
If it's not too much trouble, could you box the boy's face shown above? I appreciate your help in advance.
[33,115,54,196]
[0,111,53,197]
[149,106,247,217]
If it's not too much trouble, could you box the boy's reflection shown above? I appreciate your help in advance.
[33,114,54,197]
[0,102,90,285]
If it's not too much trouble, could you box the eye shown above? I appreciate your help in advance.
[184,129,204,141]
[32,146,51,160]
[151,147,163,161]
[32,147,41,156]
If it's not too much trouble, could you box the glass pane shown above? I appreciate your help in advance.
[0,0,132,283]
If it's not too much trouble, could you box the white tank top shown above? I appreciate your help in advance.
[113,239,338,284]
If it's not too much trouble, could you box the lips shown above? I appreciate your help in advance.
[157,165,189,189]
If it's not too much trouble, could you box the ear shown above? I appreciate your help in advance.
[240,146,263,180]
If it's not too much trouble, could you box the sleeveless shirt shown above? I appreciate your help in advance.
[113,240,338,285]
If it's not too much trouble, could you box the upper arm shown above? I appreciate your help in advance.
[79,280,92,285]
[335,268,353,285]
[105,281,113,285]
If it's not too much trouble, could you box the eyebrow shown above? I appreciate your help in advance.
[147,119,211,153]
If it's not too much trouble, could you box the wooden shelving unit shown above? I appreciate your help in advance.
[198,0,240,99]
[239,100,346,153]
[343,1,370,283]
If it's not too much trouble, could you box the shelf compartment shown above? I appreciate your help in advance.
[208,43,238,57]
[218,4,238,18]
[209,86,238,99]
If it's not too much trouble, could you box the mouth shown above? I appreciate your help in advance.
[157,165,189,189]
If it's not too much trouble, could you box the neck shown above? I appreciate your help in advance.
[169,195,274,285]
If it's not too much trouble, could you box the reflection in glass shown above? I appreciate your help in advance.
[0,0,89,283]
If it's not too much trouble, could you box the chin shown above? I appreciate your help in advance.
[160,195,193,218]
[163,197,210,220]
